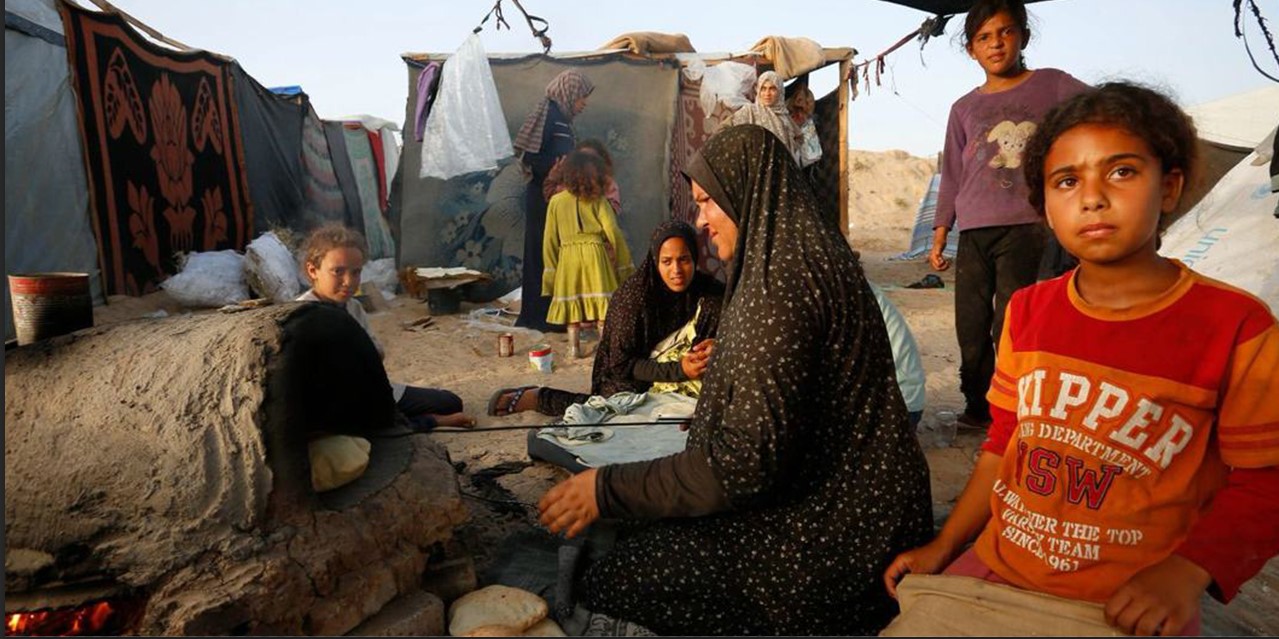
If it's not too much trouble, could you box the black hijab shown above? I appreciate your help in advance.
[589,126,933,634]
[591,220,724,397]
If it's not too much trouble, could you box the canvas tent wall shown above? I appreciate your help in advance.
[4,0,105,341]
[5,0,400,337]
[396,45,855,301]
[1179,85,1279,214]
[1160,134,1279,313]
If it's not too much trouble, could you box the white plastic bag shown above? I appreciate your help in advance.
[361,257,399,298]
[160,250,250,308]
[244,231,301,303]
[420,34,513,179]
[696,61,756,117]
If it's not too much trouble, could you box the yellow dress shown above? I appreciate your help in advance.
[541,190,634,325]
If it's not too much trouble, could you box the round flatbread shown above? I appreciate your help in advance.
[521,618,567,636]
[448,585,548,636]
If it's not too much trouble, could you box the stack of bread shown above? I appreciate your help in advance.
[448,585,566,637]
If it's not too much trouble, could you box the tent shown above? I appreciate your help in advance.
[1160,115,1279,313]
[396,41,857,300]
[4,0,401,339]
[1187,84,1279,151]
[4,0,104,340]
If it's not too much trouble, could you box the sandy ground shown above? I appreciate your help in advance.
[86,149,1276,635]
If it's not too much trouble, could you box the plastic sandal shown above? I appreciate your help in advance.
[486,385,537,417]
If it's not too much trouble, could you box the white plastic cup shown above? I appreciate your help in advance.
[529,344,554,373]
[933,410,958,448]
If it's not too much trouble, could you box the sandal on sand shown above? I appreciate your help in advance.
[487,385,537,417]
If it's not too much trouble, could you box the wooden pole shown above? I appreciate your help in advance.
[838,58,851,241]
[83,0,193,51]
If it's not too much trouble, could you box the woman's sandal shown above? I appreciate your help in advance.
[486,385,537,417]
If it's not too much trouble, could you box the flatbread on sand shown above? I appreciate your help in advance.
[448,585,548,636]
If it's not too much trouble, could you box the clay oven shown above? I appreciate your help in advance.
[5,303,466,635]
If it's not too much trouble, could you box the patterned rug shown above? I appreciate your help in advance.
[61,2,252,295]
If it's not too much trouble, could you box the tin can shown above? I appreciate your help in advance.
[498,333,514,357]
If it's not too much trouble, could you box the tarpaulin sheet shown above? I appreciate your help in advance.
[398,54,679,301]
[324,119,367,235]
[299,106,351,231]
[231,64,307,236]
[5,5,104,340]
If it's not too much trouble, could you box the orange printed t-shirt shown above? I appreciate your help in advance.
[974,261,1279,602]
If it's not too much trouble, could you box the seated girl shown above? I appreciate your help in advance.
[488,220,723,418]
[883,82,1279,637]
[298,224,474,431]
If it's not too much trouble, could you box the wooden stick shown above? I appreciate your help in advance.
[83,0,193,51]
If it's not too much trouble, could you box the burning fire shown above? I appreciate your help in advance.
[6,601,126,636]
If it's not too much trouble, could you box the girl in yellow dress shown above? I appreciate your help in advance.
[542,150,634,357]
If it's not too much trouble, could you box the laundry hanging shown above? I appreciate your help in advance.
[420,34,513,179]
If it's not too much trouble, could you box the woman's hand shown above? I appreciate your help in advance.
[1104,555,1212,636]
[883,539,961,599]
[680,339,715,380]
[538,468,600,539]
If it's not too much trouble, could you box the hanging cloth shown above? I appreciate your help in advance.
[420,34,513,179]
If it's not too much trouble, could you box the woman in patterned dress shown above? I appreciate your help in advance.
[538,124,934,635]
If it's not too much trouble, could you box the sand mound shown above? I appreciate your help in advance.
[847,149,937,252]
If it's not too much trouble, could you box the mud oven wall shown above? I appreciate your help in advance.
[4,303,467,635]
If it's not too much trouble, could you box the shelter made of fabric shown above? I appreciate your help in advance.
[6,0,399,339]
[398,45,856,300]
[5,0,105,341]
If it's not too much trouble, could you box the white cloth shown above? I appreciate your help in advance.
[879,574,1124,637]
[296,289,407,401]
[796,117,823,168]
[537,392,696,467]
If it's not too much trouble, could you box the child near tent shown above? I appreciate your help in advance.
[884,82,1279,636]
[542,150,634,358]
[546,139,628,341]
[546,139,624,217]
[928,0,1089,431]
[298,223,474,430]
[787,85,823,168]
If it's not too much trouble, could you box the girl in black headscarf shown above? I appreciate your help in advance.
[488,220,724,417]
[537,125,933,636]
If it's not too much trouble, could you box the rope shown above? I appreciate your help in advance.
[848,14,952,101]
[434,418,690,434]
[1234,0,1279,83]
[460,490,540,513]
[473,0,553,53]
[366,418,690,438]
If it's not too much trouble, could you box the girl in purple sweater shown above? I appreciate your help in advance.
[928,0,1087,430]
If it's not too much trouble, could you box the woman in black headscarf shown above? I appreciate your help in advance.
[537,125,933,636]
[488,220,724,417]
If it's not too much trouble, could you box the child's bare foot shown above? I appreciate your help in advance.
[433,412,476,429]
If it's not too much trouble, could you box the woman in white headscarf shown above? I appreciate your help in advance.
[729,70,802,163]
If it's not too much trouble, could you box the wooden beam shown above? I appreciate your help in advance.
[83,0,192,51]
[838,59,851,242]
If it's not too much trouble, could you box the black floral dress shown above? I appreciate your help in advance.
[583,125,933,636]
[536,220,724,416]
